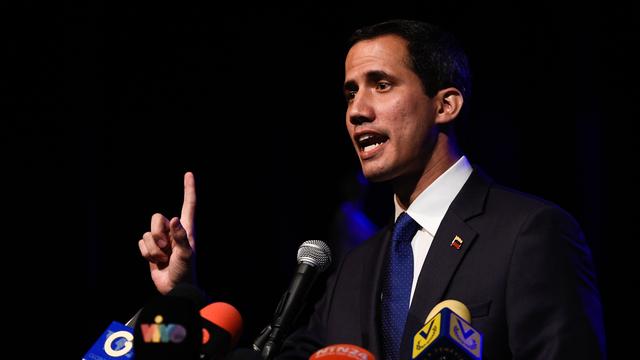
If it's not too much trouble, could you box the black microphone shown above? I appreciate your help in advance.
[412,300,483,360]
[254,240,332,359]
[133,283,205,360]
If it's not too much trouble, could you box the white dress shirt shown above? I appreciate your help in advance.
[393,156,473,304]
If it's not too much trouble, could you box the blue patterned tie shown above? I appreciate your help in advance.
[381,212,421,360]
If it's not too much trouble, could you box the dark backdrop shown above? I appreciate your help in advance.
[7,2,636,358]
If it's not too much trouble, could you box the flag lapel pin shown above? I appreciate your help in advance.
[450,235,463,250]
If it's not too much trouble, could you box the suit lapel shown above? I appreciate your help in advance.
[399,170,492,360]
[400,215,478,358]
[360,224,391,358]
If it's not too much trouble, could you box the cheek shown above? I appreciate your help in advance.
[393,101,427,134]
[385,100,411,128]
[395,102,435,149]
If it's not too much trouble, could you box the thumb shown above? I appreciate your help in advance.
[169,217,192,250]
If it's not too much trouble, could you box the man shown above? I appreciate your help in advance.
[139,20,606,359]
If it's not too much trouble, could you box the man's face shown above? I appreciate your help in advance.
[344,34,438,182]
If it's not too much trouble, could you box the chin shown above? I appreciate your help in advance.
[361,165,395,183]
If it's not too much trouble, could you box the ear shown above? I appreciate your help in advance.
[434,87,464,125]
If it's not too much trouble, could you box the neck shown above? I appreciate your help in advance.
[393,132,462,210]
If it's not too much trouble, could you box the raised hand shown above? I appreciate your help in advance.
[138,172,197,294]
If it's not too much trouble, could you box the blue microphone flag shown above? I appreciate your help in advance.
[83,321,134,359]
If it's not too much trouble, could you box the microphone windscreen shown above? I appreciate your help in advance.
[310,344,375,360]
[424,299,470,323]
[297,240,332,271]
[133,293,202,360]
[168,282,208,309]
[413,300,482,360]
[201,302,243,346]
[200,302,243,359]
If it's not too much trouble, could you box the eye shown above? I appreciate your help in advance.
[345,90,357,102]
[376,81,391,91]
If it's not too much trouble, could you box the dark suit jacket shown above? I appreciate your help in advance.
[280,171,606,359]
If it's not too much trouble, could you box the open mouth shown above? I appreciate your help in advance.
[356,133,389,153]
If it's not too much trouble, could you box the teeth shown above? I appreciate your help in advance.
[363,143,383,152]
[359,134,373,142]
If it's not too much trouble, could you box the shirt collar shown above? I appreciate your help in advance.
[394,156,473,236]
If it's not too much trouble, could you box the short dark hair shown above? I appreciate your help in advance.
[348,19,471,102]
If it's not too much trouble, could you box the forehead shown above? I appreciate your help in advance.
[345,34,411,77]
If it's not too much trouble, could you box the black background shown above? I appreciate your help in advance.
[6,2,637,358]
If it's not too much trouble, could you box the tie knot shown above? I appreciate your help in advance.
[392,212,421,243]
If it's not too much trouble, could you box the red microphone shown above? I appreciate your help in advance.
[310,344,375,360]
[200,302,243,360]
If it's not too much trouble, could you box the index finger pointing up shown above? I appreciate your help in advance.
[181,171,197,229]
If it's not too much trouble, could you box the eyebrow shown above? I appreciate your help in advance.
[344,70,394,91]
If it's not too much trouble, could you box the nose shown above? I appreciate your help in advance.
[348,91,374,125]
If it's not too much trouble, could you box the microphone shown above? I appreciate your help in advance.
[158,284,243,359]
[310,344,375,360]
[200,302,243,360]
[254,240,333,359]
[83,283,206,360]
[412,300,482,360]
[133,284,205,360]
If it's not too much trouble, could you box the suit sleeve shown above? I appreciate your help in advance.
[506,205,606,359]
